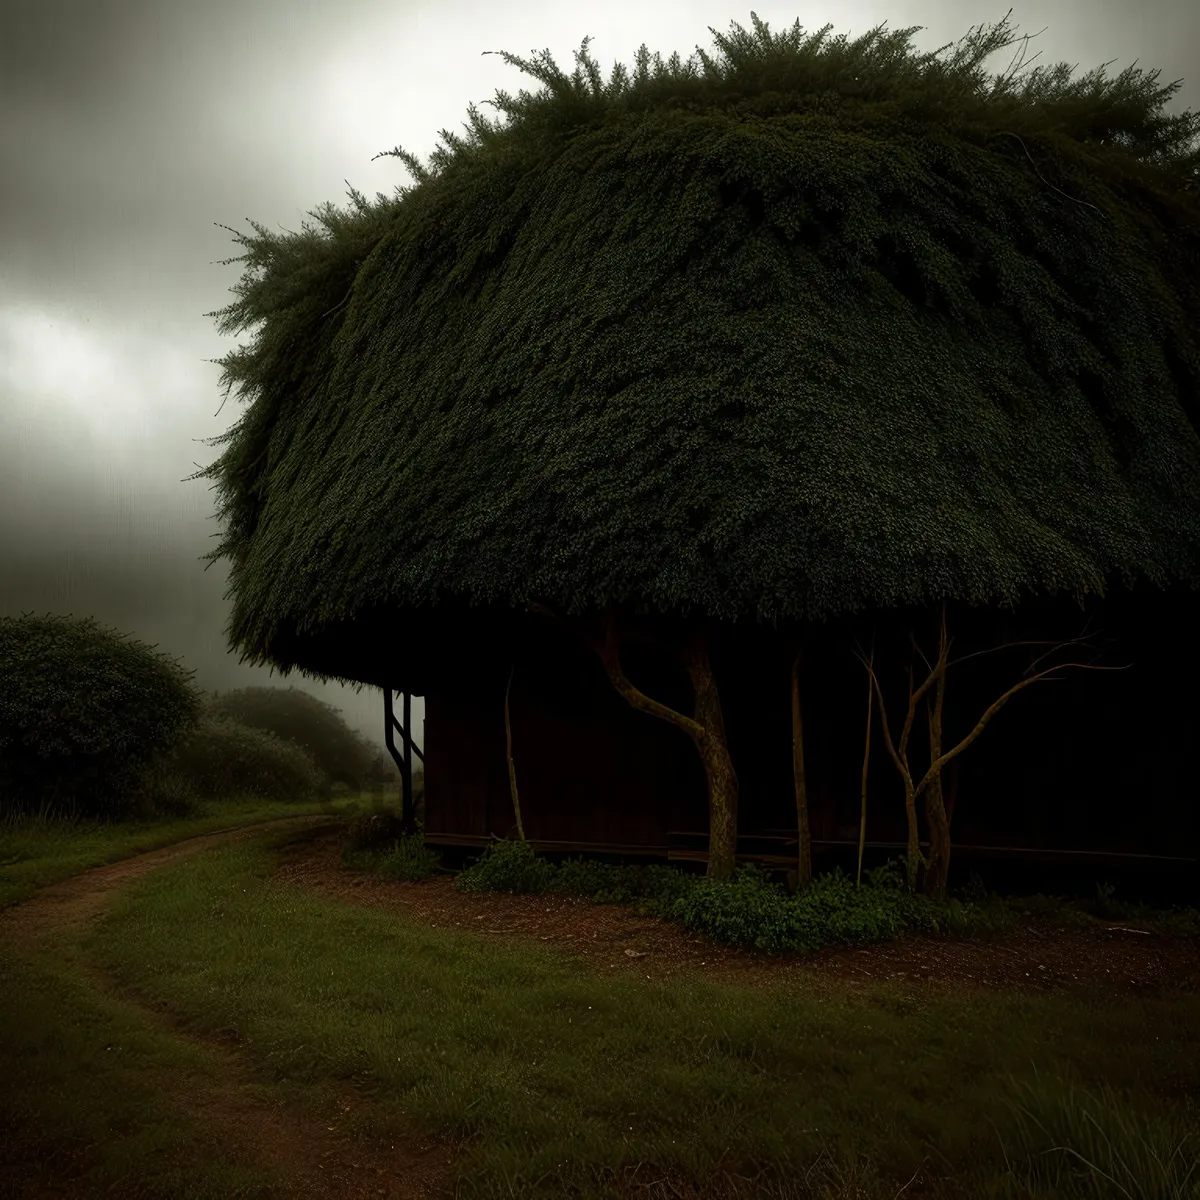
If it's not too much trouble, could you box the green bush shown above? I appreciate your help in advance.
[122,756,208,822]
[666,862,812,953]
[357,830,1200,951]
[0,612,403,827]
[148,713,328,806]
[339,808,444,881]
[201,686,383,793]
[341,808,408,854]
[549,856,698,914]
[456,836,558,894]
[661,859,966,955]
[456,839,706,904]
[378,829,444,882]
[0,613,206,823]
[451,840,1004,954]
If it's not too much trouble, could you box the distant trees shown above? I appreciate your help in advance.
[202,686,383,793]
[0,610,395,826]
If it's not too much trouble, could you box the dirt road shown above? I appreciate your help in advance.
[0,815,461,1200]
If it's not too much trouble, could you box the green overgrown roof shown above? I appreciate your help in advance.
[191,9,1200,694]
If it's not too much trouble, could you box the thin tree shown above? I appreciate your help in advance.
[529,603,741,880]
[788,635,812,892]
[504,661,525,841]
[855,602,1131,897]
[920,622,951,897]
[856,632,876,888]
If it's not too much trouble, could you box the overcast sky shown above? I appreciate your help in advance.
[2,0,1197,755]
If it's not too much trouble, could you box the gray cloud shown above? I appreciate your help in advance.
[2,0,1196,751]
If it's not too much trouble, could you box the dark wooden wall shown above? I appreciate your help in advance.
[422,585,1200,869]
[424,624,707,851]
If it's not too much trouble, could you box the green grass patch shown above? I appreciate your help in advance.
[0,945,282,1199]
[0,791,366,910]
[73,833,1200,1199]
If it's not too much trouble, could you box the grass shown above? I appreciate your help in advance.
[2,804,1196,1199]
[0,942,284,1199]
[0,788,362,910]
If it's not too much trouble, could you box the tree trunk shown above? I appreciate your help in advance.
[504,662,525,841]
[901,777,924,891]
[683,626,739,881]
[526,604,741,881]
[942,758,960,828]
[922,771,952,900]
[856,636,875,888]
[920,660,952,900]
[790,645,812,891]
[901,659,926,892]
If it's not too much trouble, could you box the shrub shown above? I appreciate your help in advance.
[123,757,207,821]
[549,857,699,914]
[341,809,408,854]
[146,713,328,805]
[456,836,557,894]
[667,863,815,954]
[378,829,444,882]
[340,808,444,881]
[0,613,206,823]
[660,859,958,956]
[202,685,379,792]
[451,843,1012,955]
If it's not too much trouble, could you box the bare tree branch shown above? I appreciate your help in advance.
[943,621,1104,673]
[896,647,942,767]
[912,626,954,677]
[853,642,908,779]
[911,658,1132,803]
[856,604,1131,893]
[526,601,706,738]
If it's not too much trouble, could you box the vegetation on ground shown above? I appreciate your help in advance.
[1,780,1196,1199]
[0,792,357,910]
[0,608,406,908]
[0,612,400,831]
[4,825,1194,1200]
[343,817,1200,946]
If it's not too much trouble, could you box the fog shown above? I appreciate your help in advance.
[3,0,1196,754]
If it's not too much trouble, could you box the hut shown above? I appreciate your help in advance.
[417,585,1200,900]
[193,12,1200,900]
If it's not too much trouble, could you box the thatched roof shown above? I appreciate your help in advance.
[191,11,1200,696]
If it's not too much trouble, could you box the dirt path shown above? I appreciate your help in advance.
[0,816,339,949]
[0,816,462,1200]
